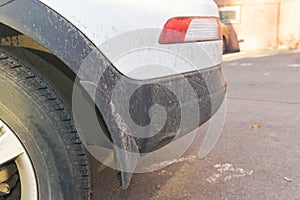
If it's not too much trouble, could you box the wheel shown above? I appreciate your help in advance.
[223,37,227,54]
[0,50,90,200]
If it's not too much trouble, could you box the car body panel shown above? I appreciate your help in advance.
[38,0,219,46]
[39,0,222,80]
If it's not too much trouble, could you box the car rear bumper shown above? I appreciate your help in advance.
[93,63,227,153]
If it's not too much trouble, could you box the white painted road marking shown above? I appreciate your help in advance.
[287,64,300,68]
[241,63,253,66]
[206,163,253,184]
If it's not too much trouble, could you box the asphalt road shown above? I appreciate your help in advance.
[90,50,300,200]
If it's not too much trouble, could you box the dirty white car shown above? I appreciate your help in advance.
[0,0,226,199]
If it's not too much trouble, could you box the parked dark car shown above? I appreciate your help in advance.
[221,21,240,54]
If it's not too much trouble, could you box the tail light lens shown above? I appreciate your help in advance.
[159,17,222,44]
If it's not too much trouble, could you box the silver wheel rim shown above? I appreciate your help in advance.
[0,120,38,200]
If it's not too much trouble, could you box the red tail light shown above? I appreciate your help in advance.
[159,17,222,44]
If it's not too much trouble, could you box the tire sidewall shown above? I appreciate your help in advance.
[0,72,76,200]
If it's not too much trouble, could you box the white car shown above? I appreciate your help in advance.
[0,0,227,199]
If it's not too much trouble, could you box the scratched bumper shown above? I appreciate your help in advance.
[94,64,227,153]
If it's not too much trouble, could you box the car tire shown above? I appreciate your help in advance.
[0,50,90,200]
[223,37,227,54]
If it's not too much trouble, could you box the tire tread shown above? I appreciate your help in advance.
[0,50,90,200]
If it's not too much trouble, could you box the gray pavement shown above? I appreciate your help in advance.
[91,50,300,200]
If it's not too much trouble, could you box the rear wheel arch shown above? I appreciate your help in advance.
[0,0,95,73]
[0,22,111,144]
[0,22,77,108]
[0,0,112,139]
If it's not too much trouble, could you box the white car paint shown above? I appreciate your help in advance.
[39,0,222,80]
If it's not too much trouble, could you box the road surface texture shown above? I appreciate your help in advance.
[90,50,300,200]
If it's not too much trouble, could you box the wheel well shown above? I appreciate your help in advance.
[223,36,226,42]
[0,22,76,106]
[0,22,111,140]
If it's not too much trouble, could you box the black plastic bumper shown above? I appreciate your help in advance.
[94,64,227,153]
